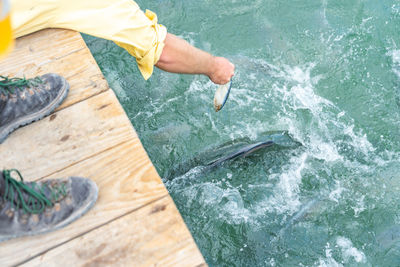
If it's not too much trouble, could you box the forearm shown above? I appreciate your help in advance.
[156,33,234,84]
[156,33,214,75]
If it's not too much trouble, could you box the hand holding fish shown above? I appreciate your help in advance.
[209,57,234,112]
[207,57,235,85]
[154,34,234,111]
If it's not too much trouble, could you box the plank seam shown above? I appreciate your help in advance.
[36,138,136,181]
[0,47,86,73]
[38,47,86,67]
[55,84,112,112]
[15,194,169,267]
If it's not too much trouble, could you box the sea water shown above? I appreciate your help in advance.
[84,0,400,265]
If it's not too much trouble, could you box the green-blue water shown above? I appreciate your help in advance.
[84,0,400,265]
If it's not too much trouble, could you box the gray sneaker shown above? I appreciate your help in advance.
[0,169,98,242]
[0,74,69,144]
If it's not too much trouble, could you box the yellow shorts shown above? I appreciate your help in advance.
[11,0,167,80]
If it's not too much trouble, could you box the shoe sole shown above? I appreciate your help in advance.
[0,76,70,144]
[0,177,99,243]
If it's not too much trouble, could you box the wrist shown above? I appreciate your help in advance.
[205,56,217,79]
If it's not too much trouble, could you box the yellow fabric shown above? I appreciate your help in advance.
[10,0,167,80]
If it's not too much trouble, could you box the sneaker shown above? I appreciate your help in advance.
[0,169,98,242]
[0,74,69,144]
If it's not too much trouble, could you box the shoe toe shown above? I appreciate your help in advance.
[41,73,68,92]
[69,177,99,207]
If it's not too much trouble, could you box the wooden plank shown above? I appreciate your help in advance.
[0,90,137,180]
[20,47,108,111]
[0,29,206,267]
[0,29,84,73]
[22,197,206,267]
[0,29,109,110]
[0,139,169,266]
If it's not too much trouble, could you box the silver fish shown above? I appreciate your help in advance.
[207,141,274,167]
[214,80,232,112]
[164,131,301,180]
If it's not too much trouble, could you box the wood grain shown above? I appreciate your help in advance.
[0,90,137,180]
[21,197,206,267]
[0,29,206,267]
[0,29,109,110]
[0,139,170,266]
[0,29,84,74]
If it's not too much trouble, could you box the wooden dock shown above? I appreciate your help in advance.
[0,29,206,267]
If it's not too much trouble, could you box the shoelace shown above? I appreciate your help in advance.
[2,169,67,214]
[0,76,43,96]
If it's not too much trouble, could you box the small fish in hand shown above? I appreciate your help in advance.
[213,80,232,112]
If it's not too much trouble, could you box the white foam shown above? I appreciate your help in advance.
[336,236,366,263]
[269,63,375,164]
[219,188,251,224]
[167,165,206,189]
[169,58,392,251]
[321,0,329,27]
[268,258,276,266]
[172,179,253,224]
[310,136,343,162]
[392,4,400,16]
[275,76,342,162]
[316,243,343,267]
[390,49,400,79]
[265,153,308,214]
[352,195,366,218]
[343,124,375,155]
[150,96,181,115]
[329,181,345,203]
[227,121,276,142]
[337,111,345,118]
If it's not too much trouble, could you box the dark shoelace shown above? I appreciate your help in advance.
[2,169,67,214]
[0,76,43,96]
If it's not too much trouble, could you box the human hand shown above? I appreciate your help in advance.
[208,57,235,85]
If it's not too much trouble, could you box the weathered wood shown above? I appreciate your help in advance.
[0,29,84,73]
[0,89,136,180]
[0,29,206,267]
[0,139,170,266]
[21,197,206,267]
[0,29,109,110]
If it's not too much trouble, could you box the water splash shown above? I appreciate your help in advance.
[85,0,400,265]
[336,236,366,263]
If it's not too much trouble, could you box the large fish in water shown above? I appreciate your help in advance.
[207,140,274,167]
[165,131,301,180]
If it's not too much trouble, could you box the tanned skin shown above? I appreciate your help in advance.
[156,33,235,85]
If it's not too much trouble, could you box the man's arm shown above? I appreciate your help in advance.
[155,33,235,85]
